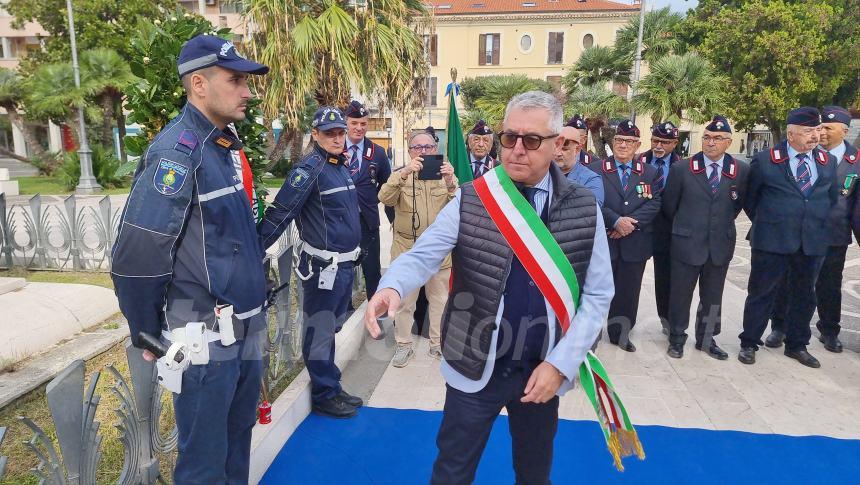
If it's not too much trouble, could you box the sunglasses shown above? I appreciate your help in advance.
[497,132,558,150]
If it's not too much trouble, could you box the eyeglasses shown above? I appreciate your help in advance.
[498,132,558,150]
[562,139,581,150]
[702,136,731,143]
[613,137,639,146]
[408,144,437,152]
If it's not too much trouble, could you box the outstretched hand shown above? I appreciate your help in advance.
[364,288,401,339]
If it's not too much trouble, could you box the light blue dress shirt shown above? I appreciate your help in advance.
[378,170,614,395]
[829,142,847,164]
[787,145,818,186]
[650,154,672,188]
[566,161,605,207]
[704,154,725,182]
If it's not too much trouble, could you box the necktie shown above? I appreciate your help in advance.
[620,164,630,192]
[795,153,812,197]
[708,162,720,195]
[348,145,359,176]
[473,159,484,178]
[654,159,666,190]
[523,186,538,210]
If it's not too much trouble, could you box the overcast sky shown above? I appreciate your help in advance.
[646,0,699,13]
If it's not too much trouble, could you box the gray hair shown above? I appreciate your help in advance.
[503,91,563,133]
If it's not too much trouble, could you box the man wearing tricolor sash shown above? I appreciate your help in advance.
[367,92,642,483]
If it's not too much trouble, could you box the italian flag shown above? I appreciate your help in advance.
[473,165,645,471]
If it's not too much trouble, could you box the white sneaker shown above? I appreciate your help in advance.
[428,345,442,359]
[392,344,414,368]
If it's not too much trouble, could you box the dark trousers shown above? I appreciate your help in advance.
[653,250,672,329]
[301,255,354,402]
[667,258,729,345]
[359,218,382,299]
[173,339,263,484]
[431,366,558,485]
[771,245,847,338]
[607,259,647,343]
[740,249,824,352]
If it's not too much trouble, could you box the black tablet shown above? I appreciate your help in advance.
[418,154,443,180]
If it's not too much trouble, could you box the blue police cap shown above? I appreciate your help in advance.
[616,119,640,138]
[178,35,269,77]
[565,114,586,130]
[312,106,347,131]
[786,107,822,127]
[652,121,679,139]
[822,106,851,126]
[705,115,732,133]
[345,100,369,118]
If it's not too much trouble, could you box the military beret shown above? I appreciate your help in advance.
[345,100,369,118]
[652,121,679,139]
[178,35,269,77]
[705,115,732,133]
[822,106,851,126]
[615,119,640,138]
[311,106,347,131]
[565,114,586,130]
[786,107,822,127]
[469,119,493,136]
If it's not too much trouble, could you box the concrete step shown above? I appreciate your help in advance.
[0,157,38,177]
[0,277,25,295]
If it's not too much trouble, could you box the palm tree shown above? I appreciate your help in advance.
[566,84,629,159]
[81,48,135,157]
[562,46,630,91]
[463,75,555,130]
[0,68,43,158]
[24,62,88,142]
[243,0,431,162]
[632,53,728,125]
[614,7,685,64]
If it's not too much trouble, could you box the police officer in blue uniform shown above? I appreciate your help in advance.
[739,107,838,368]
[766,105,860,353]
[259,107,364,418]
[599,120,663,351]
[111,35,270,483]
[640,121,681,332]
[344,100,391,301]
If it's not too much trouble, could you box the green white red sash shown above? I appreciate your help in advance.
[473,165,645,471]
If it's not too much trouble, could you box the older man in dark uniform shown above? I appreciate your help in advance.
[739,107,838,368]
[663,116,749,360]
[766,105,860,353]
[467,119,497,178]
[344,100,391,301]
[569,114,597,171]
[640,121,681,332]
[599,120,662,351]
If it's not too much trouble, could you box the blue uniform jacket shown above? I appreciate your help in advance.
[827,140,860,246]
[111,103,268,346]
[260,143,361,251]
[351,139,391,228]
[744,140,838,256]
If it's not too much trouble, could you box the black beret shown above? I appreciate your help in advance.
[565,114,586,130]
[786,106,822,127]
[822,106,851,126]
[651,121,679,139]
[616,119,640,138]
[469,119,493,136]
[704,115,732,133]
[345,100,369,118]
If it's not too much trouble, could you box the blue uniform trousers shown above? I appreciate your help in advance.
[173,338,263,485]
[430,364,558,485]
[300,254,355,402]
[359,218,382,300]
[740,249,824,351]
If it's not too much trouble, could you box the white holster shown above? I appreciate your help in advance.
[156,322,217,394]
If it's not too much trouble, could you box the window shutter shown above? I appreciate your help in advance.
[479,34,486,65]
[492,34,500,65]
[430,34,438,66]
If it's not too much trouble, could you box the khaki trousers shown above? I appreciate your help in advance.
[394,267,451,347]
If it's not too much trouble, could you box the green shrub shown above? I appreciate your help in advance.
[57,144,128,190]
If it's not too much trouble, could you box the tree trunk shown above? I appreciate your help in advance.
[116,101,128,163]
[100,93,115,148]
[590,127,607,158]
[2,103,45,157]
[769,123,783,145]
[266,126,292,170]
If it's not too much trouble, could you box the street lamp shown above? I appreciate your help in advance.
[67,0,101,194]
[628,0,646,123]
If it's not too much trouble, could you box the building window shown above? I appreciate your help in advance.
[424,34,438,66]
[519,34,532,53]
[546,76,562,92]
[220,1,240,13]
[479,33,500,66]
[547,32,564,64]
[427,77,437,107]
[179,1,198,13]
[583,33,594,49]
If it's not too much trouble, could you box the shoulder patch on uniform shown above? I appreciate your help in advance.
[175,129,198,155]
[153,158,189,196]
[290,167,311,188]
